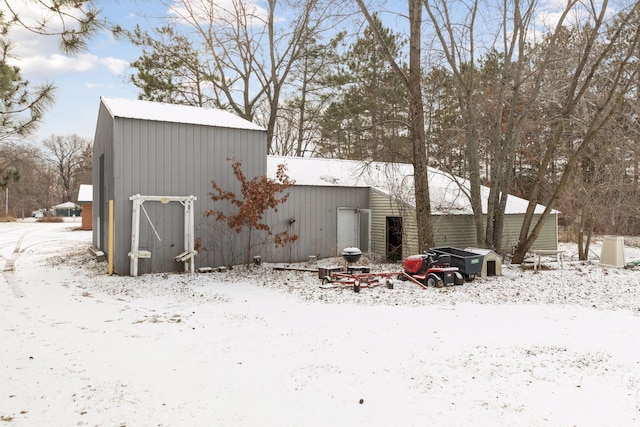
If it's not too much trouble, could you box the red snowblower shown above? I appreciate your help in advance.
[401,251,464,287]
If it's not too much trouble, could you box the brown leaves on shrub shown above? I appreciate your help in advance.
[204,158,299,264]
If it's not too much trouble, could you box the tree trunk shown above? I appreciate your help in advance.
[511,125,564,263]
[295,54,309,157]
[408,0,433,250]
[356,0,434,250]
[246,227,253,267]
[463,98,485,246]
[423,0,484,246]
[578,204,587,260]
[577,203,593,261]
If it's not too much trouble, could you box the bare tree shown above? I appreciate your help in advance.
[134,0,345,154]
[423,0,578,250]
[422,0,640,262]
[0,142,54,216]
[42,134,91,203]
[423,0,484,246]
[552,31,640,259]
[511,2,640,263]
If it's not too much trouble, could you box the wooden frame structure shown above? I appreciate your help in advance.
[128,194,197,276]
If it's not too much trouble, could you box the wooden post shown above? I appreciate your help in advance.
[108,200,114,275]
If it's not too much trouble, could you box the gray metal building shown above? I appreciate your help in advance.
[92,97,267,275]
[261,185,370,263]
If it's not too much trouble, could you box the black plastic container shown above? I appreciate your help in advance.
[431,247,484,281]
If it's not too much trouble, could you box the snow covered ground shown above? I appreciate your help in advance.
[2,221,640,426]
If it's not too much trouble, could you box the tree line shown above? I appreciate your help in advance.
[0,135,92,217]
[2,1,640,262]
[126,0,640,262]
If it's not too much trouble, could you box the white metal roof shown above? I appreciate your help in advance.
[53,201,79,209]
[100,97,266,131]
[77,184,92,203]
[267,156,556,215]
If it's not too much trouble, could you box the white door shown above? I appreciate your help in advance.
[337,208,358,251]
[337,207,371,252]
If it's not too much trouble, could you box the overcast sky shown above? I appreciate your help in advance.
[4,1,168,144]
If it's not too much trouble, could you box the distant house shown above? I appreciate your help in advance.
[52,201,80,217]
[92,97,557,275]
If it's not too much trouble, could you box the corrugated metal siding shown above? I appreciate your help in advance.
[261,186,369,263]
[104,113,266,274]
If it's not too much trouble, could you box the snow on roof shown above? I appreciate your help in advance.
[267,156,556,215]
[100,97,266,132]
[53,201,79,209]
[77,184,92,203]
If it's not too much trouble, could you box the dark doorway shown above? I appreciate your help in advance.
[386,217,403,262]
[486,260,496,276]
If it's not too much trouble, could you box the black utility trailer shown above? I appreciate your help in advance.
[431,247,484,281]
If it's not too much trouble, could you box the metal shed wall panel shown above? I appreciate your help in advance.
[369,189,558,259]
[259,186,369,263]
[95,107,266,274]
